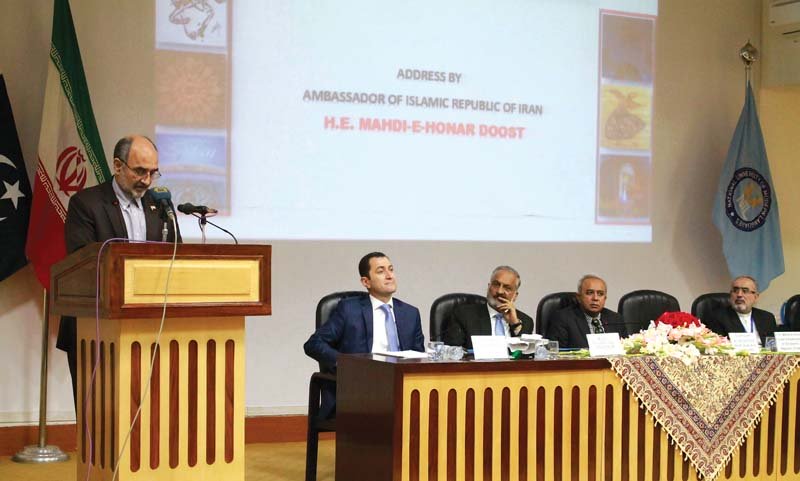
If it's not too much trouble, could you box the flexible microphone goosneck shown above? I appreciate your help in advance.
[177,202,218,215]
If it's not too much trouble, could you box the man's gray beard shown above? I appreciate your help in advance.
[131,187,147,199]
[732,302,750,314]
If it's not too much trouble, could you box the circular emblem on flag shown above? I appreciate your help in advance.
[724,167,772,232]
[56,146,87,196]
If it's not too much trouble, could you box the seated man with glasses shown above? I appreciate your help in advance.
[704,276,777,345]
[58,134,181,409]
[443,266,534,349]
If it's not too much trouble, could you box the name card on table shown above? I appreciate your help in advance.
[775,332,800,352]
[471,336,509,360]
[587,333,624,357]
[728,332,761,353]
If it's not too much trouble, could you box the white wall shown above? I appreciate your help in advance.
[3,0,794,424]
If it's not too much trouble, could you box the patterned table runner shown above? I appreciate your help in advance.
[609,355,800,480]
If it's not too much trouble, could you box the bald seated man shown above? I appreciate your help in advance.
[546,274,627,349]
[59,135,181,408]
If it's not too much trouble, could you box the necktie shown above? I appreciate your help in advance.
[494,312,505,336]
[380,304,401,351]
[591,317,605,334]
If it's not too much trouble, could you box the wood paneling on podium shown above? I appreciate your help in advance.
[337,355,800,481]
[51,242,271,481]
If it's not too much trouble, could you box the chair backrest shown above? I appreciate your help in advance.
[617,289,680,335]
[316,291,368,328]
[429,293,487,342]
[784,295,800,331]
[535,291,578,335]
[691,292,729,325]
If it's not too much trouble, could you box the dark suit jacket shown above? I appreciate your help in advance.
[303,295,425,418]
[704,305,777,345]
[545,304,627,349]
[57,180,181,351]
[303,295,425,369]
[443,303,534,350]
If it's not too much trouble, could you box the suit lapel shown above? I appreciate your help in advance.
[724,307,746,333]
[361,297,374,351]
[141,193,164,241]
[473,304,492,335]
[101,181,128,238]
[575,305,591,337]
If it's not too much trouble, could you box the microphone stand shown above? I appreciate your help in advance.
[192,212,238,244]
[198,213,208,244]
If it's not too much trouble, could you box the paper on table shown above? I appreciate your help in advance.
[775,332,800,353]
[373,350,428,359]
[587,333,624,357]
[472,335,510,360]
[728,332,761,353]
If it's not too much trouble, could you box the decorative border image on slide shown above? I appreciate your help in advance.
[598,83,652,151]
[596,10,655,225]
[155,50,228,129]
[155,127,229,212]
[600,13,655,84]
[597,154,651,223]
[155,0,229,53]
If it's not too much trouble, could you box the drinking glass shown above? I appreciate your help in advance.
[427,341,444,360]
[546,340,559,359]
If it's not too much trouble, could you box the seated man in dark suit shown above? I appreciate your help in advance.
[443,266,534,349]
[704,275,776,345]
[546,274,627,349]
[303,252,425,418]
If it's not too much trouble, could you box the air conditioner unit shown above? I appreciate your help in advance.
[769,0,800,36]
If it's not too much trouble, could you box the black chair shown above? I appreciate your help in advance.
[691,292,729,325]
[617,289,680,335]
[429,293,487,342]
[784,295,800,331]
[306,290,367,481]
[535,291,578,336]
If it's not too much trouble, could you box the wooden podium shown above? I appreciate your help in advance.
[50,242,271,481]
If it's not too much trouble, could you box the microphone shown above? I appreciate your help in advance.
[177,203,218,216]
[150,186,175,221]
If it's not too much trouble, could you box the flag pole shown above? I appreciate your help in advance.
[12,288,68,463]
[740,40,757,84]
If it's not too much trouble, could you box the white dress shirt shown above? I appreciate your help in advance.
[487,305,513,337]
[112,177,146,241]
[737,311,759,339]
[370,295,395,352]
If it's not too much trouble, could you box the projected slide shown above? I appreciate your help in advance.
[154,0,656,242]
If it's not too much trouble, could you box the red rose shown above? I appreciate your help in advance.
[655,311,700,328]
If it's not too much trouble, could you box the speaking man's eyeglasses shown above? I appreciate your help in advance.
[117,158,162,180]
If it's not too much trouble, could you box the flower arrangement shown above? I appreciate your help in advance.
[621,311,741,365]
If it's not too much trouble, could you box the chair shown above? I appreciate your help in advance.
[429,293,487,342]
[617,289,680,335]
[306,291,367,481]
[691,292,729,324]
[535,291,578,336]
[783,295,800,331]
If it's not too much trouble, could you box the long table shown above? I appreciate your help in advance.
[336,354,800,481]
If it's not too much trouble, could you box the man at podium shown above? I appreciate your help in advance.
[58,134,181,406]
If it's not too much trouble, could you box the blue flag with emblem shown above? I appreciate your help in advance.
[712,80,784,291]
[0,74,32,283]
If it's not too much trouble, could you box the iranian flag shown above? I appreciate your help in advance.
[26,0,109,288]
